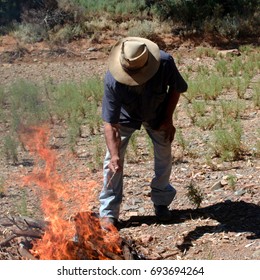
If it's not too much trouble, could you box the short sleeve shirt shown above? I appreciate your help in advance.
[102,50,188,129]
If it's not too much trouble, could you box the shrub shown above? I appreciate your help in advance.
[195,113,218,131]
[49,24,77,44]
[127,20,157,39]
[220,99,246,119]
[202,74,223,101]
[215,59,228,76]
[195,47,217,58]
[192,100,207,117]
[175,128,188,153]
[233,76,250,99]
[211,120,244,161]
[231,57,243,77]
[185,80,201,102]
[213,15,240,39]
[186,180,204,208]
[9,79,48,129]
[12,23,47,43]
[2,135,19,164]
[252,83,260,108]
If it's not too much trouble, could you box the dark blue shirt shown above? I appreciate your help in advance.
[102,50,188,129]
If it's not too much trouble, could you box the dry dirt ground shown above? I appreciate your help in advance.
[0,35,259,260]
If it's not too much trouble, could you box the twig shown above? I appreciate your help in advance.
[18,244,37,260]
[105,171,116,189]
[12,228,43,239]
[0,234,17,247]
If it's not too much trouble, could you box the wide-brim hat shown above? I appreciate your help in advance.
[108,37,160,86]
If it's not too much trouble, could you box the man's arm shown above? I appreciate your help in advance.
[158,87,181,142]
[104,122,121,172]
[164,86,181,122]
[156,53,187,142]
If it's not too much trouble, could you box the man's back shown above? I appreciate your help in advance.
[102,50,187,129]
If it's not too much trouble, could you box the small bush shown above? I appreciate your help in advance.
[220,99,246,119]
[192,100,207,117]
[231,57,243,77]
[186,181,204,208]
[185,80,201,102]
[202,74,223,100]
[175,129,188,153]
[211,120,244,161]
[214,15,240,39]
[9,79,48,129]
[233,76,250,99]
[92,138,105,170]
[195,113,218,131]
[226,174,237,190]
[195,47,217,58]
[12,23,47,43]
[215,59,228,76]
[127,20,157,39]
[252,83,260,108]
[2,135,19,164]
[49,24,77,44]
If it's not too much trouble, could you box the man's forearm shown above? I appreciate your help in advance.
[104,122,121,158]
[164,88,181,122]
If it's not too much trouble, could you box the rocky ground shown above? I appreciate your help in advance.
[0,35,259,260]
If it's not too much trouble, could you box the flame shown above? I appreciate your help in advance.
[19,125,121,260]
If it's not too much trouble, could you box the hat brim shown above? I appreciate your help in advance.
[108,37,160,86]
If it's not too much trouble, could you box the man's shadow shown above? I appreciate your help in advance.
[119,200,260,252]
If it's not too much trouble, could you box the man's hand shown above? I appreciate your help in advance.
[159,120,176,143]
[108,155,121,173]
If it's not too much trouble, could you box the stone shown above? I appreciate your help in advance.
[212,181,223,190]
[234,189,246,196]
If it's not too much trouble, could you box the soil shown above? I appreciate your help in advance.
[0,35,259,260]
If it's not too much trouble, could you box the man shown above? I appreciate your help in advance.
[99,37,187,227]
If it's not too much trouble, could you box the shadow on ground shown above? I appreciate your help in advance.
[120,200,260,252]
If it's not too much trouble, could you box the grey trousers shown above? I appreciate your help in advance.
[99,123,176,219]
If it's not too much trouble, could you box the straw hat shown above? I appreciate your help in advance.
[108,37,160,86]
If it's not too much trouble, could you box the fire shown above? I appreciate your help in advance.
[19,125,122,260]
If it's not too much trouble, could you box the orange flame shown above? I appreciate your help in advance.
[19,125,121,260]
